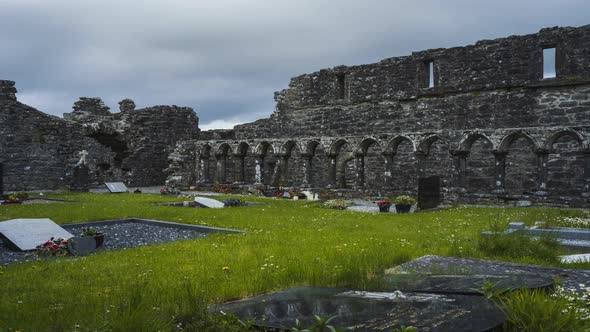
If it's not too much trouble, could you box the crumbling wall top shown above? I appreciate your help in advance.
[0,80,17,102]
[274,25,590,112]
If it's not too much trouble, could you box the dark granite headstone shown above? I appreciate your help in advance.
[67,236,97,256]
[71,164,90,192]
[212,287,505,332]
[418,175,440,210]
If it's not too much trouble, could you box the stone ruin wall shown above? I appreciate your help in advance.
[168,25,590,206]
[0,81,200,191]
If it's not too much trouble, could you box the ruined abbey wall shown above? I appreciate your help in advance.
[0,81,200,191]
[168,25,590,206]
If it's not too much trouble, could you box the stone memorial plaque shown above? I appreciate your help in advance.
[104,182,128,193]
[378,274,554,295]
[67,236,97,256]
[211,287,504,332]
[194,197,225,208]
[418,175,440,210]
[0,218,73,251]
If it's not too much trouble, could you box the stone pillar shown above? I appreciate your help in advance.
[301,153,313,188]
[354,153,365,188]
[415,151,427,178]
[327,154,337,189]
[277,154,289,187]
[235,155,245,183]
[535,149,549,195]
[451,150,469,190]
[382,152,394,190]
[200,157,211,184]
[215,153,226,183]
[254,155,264,185]
[492,151,507,194]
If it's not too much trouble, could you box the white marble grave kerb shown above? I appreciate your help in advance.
[0,218,73,251]
[194,197,225,208]
[104,182,129,193]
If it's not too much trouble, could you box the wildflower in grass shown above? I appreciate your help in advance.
[222,266,230,272]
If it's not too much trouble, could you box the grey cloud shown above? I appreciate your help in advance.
[1,0,589,125]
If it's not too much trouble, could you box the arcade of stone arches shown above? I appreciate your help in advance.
[195,129,590,197]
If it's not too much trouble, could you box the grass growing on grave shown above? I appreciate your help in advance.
[0,193,589,331]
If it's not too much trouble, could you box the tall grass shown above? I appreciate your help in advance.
[0,193,588,330]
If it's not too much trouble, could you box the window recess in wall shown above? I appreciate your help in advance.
[336,74,346,99]
[543,47,556,79]
[420,60,435,88]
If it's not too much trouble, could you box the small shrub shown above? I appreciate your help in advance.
[323,199,352,210]
[80,227,98,236]
[15,192,29,200]
[391,195,416,206]
[497,288,589,332]
[478,232,559,264]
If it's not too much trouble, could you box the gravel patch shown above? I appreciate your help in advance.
[0,221,209,266]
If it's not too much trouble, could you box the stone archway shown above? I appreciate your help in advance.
[388,136,417,194]
[546,131,585,196]
[502,133,538,194]
[463,134,495,193]
[282,141,304,187]
[358,138,385,192]
[306,141,328,188]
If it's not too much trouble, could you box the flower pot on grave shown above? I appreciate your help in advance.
[93,233,105,249]
[395,204,412,213]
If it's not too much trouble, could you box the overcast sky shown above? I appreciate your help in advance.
[1,0,589,130]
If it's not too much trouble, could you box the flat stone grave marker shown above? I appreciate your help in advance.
[104,182,128,193]
[211,287,504,332]
[378,273,554,295]
[194,197,225,208]
[67,236,97,256]
[388,255,590,291]
[0,218,73,251]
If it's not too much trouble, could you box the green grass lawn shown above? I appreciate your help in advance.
[0,193,588,331]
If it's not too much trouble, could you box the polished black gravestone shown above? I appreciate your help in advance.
[418,175,440,210]
[391,255,590,292]
[212,287,505,332]
[376,274,554,295]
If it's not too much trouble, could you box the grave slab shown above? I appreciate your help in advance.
[104,182,128,193]
[194,197,225,208]
[0,218,73,251]
[378,273,553,295]
[211,287,504,332]
[387,255,590,291]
